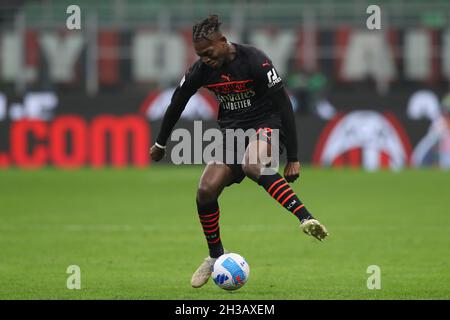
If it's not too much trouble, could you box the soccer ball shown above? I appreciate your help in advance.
[212,253,250,290]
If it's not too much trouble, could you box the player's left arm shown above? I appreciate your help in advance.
[251,48,300,182]
[269,88,300,183]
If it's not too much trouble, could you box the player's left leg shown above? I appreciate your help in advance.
[241,133,328,241]
[191,162,235,288]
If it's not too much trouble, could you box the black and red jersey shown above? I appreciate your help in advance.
[156,42,299,161]
[179,43,284,129]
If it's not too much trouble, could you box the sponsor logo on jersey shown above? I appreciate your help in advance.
[205,79,255,111]
[205,79,253,95]
[267,68,282,88]
[216,90,256,111]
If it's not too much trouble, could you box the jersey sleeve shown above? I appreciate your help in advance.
[269,88,299,162]
[177,61,204,96]
[155,61,204,146]
[251,48,285,96]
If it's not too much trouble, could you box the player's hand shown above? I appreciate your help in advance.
[150,144,165,161]
[284,161,300,183]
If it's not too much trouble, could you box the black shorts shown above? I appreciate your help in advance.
[217,122,286,186]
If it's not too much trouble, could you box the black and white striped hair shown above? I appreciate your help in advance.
[192,14,222,42]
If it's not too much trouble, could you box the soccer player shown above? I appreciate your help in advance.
[150,15,328,288]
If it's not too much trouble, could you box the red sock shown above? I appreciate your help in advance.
[258,172,314,222]
[196,200,224,258]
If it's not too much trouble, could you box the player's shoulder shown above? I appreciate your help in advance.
[182,59,210,86]
[236,43,271,62]
[187,59,208,75]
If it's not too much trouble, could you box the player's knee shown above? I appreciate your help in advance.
[241,162,260,181]
[196,183,219,204]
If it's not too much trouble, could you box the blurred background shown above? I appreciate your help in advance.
[0,0,450,170]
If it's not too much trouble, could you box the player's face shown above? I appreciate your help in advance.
[194,38,227,69]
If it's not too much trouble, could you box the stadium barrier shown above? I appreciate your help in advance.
[1,90,445,170]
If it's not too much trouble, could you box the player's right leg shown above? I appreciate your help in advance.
[191,162,235,288]
[242,136,328,241]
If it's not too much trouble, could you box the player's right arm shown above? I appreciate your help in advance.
[150,63,203,161]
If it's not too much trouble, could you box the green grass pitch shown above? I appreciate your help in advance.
[0,165,449,299]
